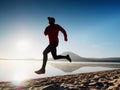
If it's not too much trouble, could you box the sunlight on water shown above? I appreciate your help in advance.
[12,72,27,85]
[0,60,119,83]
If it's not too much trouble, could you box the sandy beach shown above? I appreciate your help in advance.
[0,69,120,90]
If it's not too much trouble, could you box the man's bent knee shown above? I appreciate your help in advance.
[43,51,47,56]
[53,56,58,60]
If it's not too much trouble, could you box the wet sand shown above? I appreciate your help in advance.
[1,69,120,90]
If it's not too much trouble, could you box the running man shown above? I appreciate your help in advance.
[35,17,72,74]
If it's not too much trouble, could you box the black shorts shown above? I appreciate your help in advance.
[43,41,58,55]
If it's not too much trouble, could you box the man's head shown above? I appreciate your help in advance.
[48,17,55,25]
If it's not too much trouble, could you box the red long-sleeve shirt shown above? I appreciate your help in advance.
[44,24,67,42]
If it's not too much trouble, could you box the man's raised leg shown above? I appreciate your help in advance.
[51,48,72,62]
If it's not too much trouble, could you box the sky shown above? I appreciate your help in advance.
[0,0,120,59]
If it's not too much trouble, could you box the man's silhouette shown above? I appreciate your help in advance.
[35,17,71,74]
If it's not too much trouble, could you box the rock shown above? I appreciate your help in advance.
[104,82,114,86]
[107,86,118,90]
[31,84,57,90]
[112,75,119,79]
[41,84,57,90]
[74,81,78,85]
[96,82,104,87]
[88,82,96,86]
[118,84,120,87]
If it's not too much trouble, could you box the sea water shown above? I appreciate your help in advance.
[0,60,119,81]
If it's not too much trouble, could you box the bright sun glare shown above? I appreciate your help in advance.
[16,40,30,51]
[13,72,27,85]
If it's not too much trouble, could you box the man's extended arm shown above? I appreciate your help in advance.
[58,25,68,41]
